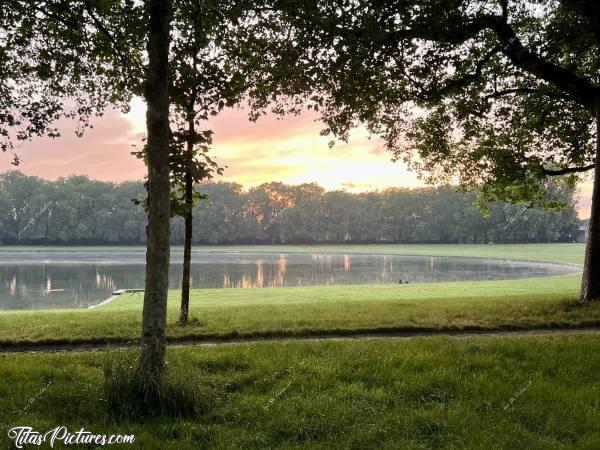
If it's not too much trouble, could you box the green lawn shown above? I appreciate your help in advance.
[2,334,600,449]
[1,244,597,448]
[2,274,598,346]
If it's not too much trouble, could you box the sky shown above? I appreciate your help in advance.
[0,97,592,218]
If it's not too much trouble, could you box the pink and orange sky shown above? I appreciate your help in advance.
[0,97,592,218]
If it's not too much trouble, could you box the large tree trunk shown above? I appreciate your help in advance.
[139,0,172,377]
[580,106,600,302]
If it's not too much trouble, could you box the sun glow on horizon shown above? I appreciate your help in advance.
[122,97,425,193]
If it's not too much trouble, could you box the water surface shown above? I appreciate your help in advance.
[0,251,578,310]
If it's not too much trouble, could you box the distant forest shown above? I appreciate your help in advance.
[0,171,581,245]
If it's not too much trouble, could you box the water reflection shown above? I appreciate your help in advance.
[344,254,351,271]
[0,251,579,310]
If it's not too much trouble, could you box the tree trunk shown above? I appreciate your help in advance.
[179,121,194,323]
[580,105,600,302]
[44,211,49,241]
[139,0,171,378]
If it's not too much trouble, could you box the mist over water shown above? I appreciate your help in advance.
[0,251,579,310]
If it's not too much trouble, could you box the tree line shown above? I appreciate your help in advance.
[0,171,580,246]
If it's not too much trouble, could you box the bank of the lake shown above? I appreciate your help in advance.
[0,243,590,346]
[0,242,586,264]
[0,247,580,310]
[1,274,598,347]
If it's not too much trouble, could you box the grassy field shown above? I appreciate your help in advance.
[1,245,597,448]
[1,334,600,449]
[0,242,586,264]
[2,274,599,346]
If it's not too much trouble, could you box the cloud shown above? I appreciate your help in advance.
[1,107,146,182]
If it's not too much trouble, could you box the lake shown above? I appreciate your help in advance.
[0,250,579,310]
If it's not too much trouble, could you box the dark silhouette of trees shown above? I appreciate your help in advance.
[0,172,580,245]
[0,1,142,162]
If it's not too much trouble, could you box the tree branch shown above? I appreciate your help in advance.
[32,4,75,29]
[479,15,598,109]
[429,46,502,99]
[500,0,509,21]
[543,164,595,175]
[384,13,599,109]
[82,0,133,81]
[484,87,574,101]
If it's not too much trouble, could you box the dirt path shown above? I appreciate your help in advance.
[2,326,600,355]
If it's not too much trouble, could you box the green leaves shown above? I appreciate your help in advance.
[1,1,144,160]
[131,125,223,217]
[236,0,597,209]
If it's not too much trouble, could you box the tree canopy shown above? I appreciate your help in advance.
[0,171,580,245]
[0,1,143,163]
[237,0,598,204]
[229,0,600,301]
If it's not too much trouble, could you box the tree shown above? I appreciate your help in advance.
[168,131,222,323]
[381,188,420,243]
[0,170,580,244]
[1,0,173,382]
[280,183,325,242]
[319,191,356,242]
[192,182,250,243]
[134,0,256,323]
[167,0,243,323]
[0,171,42,240]
[138,0,172,379]
[109,181,147,243]
[246,183,297,244]
[243,0,600,301]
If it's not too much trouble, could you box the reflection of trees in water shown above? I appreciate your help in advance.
[221,257,287,288]
[256,260,264,287]
[0,254,577,310]
[275,255,287,287]
[344,255,351,271]
[0,264,140,309]
[9,274,16,295]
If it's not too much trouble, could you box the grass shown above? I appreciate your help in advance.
[0,244,597,447]
[0,242,586,264]
[1,334,600,449]
[0,243,590,346]
[2,274,599,347]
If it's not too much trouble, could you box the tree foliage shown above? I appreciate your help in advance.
[0,171,579,245]
[0,0,143,163]
[231,0,600,301]
[238,0,598,204]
